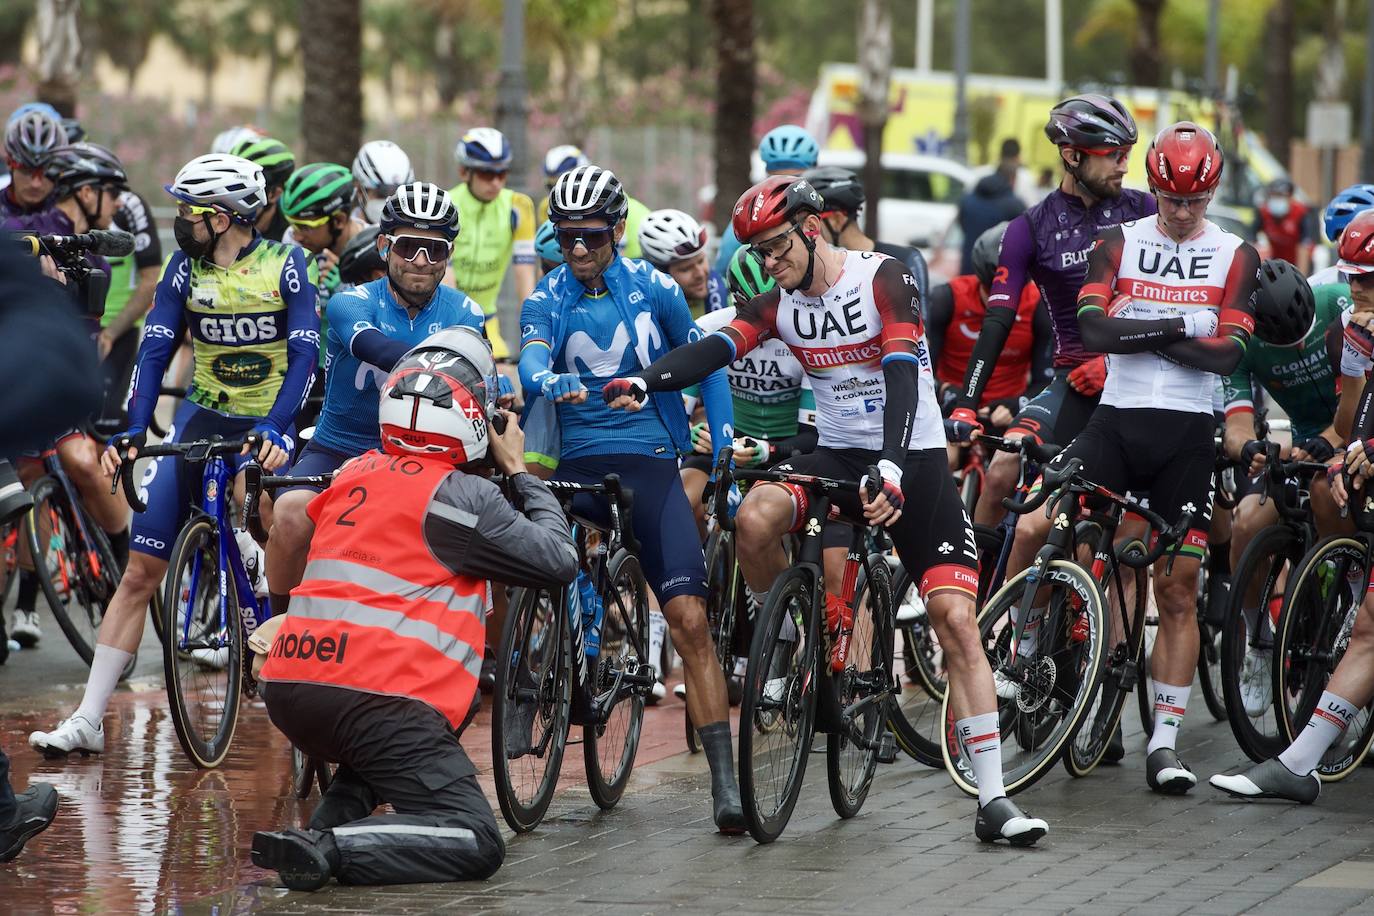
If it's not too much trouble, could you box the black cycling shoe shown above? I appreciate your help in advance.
[974,797,1048,846]
[1208,758,1320,804]
[478,647,496,695]
[1146,747,1196,795]
[1102,724,1125,764]
[712,784,747,835]
[0,782,58,862]
[251,828,338,891]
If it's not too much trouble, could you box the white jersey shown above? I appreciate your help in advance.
[1101,218,1249,414]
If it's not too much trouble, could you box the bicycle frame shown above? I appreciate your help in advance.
[34,451,109,586]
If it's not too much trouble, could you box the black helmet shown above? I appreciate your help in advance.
[1044,93,1138,148]
[338,224,385,284]
[801,165,865,215]
[1253,259,1315,346]
[46,142,128,198]
[971,222,1008,289]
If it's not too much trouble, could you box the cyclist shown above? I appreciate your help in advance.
[210,124,262,155]
[637,208,728,317]
[230,135,297,242]
[713,125,819,276]
[6,142,134,647]
[1210,222,1374,804]
[1222,259,1345,719]
[1,108,66,219]
[99,180,164,431]
[927,220,1052,441]
[351,140,414,224]
[518,165,745,832]
[28,153,319,758]
[449,127,536,359]
[265,182,485,620]
[1308,183,1374,286]
[604,175,1050,845]
[337,224,387,286]
[1015,122,1258,794]
[536,144,589,224]
[802,164,931,300]
[534,219,563,276]
[251,335,568,891]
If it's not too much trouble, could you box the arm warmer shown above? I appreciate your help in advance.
[264,247,320,434]
[637,333,735,392]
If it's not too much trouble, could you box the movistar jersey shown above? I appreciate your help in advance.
[127,237,318,433]
[1223,283,1345,442]
[314,278,486,456]
[690,305,813,440]
[449,184,535,316]
[688,271,729,319]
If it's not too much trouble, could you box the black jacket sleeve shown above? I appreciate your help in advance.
[925,283,954,371]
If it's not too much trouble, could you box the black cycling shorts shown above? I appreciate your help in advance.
[771,447,978,600]
[1006,368,1099,448]
[1047,406,1215,560]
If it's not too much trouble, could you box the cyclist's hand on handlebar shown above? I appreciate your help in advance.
[601,376,647,411]
[732,435,767,467]
[103,428,146,477]
[859,460,904,528]
[989,404,1014,429]
[249,427,293,472]
[690,422,712,454]
[1330,463,1350,509]
[1345,440,1374,478]
[1067,355,1107,397]
[1293,436,1336,464]
[944,407,982,445]
[1240,439,1267,477]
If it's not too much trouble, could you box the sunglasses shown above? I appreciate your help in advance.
[669,230,708,260]
[555,226,616,251]
[474,169,508,180]
[385,233,452,263]
[177,203,222,219]
[1156,192,1211,211]
[1075,146,1132,165]
[749,225,799,265]
[287,212,334,229]
[1344,270,1374,287]
[5,158,45,177]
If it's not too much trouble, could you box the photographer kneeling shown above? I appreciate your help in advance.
[252,333,578,891]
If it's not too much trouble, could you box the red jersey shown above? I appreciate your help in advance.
[934,275,1042,403]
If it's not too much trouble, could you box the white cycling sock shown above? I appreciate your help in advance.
[956,711,1006,806]
[648,610,668,677]
[1008,604,1041,659]
[1146,680,1191,754]
[1278,690,1357,776]
[75,644,134,725]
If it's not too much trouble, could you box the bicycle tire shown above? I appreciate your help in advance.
[291,745,314,799]
[584,550,650,810]
[690,528,739,754]
[1194,553,1227,721]
[27,476,114,666]
[1065,542,1148,777]
[491,584,570,833]
[827,553,894,818]
[1274,535,1374,780]
[886,564,943,768]
[943,558,1108,797]
[1220,525,1299,763]
[162,516,242,768]
[739,566,820,844]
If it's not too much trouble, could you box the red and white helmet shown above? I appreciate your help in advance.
[1337,210,1374,276]
[378,327,496,466]
[1145,121,1223,196]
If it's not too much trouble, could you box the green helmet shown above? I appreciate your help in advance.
[727,244,776,300]
[282,162,354,220]
[230,136,296,188]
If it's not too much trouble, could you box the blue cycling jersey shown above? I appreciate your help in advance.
[312,277,486,456]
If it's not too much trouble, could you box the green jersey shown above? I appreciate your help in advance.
[1223,283,1347,442]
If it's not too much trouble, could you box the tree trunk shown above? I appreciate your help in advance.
[300,0,363,165]
[858,0,892,240]
[710,0,755,235]
[35,0,82,116]
[0,5,33,68]
[1128,0,1164,88]
[1264,0,1295,169]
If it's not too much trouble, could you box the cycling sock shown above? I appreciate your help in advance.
[16,570,38,613]
[648,610,667,678]
[75,644,135,724]
[956,711,1006,806]
[1278,690,1356,776]
[697,721,738,795]
[270,592,291,617]
[1008,604,1040,659]
[1145,681,1191,754]
[106,527,129,572]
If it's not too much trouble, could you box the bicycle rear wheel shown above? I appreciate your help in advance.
[739,567,820,844]
[690,528,739,753]
[943,559,1108,797]
[27,476,117,665]
[162,516,242,768]
[1195,553,1227,721]
[492,584,570,833]
[584,550,650,810]
[886,564,943,767]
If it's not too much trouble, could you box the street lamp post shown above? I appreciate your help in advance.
[496,0,530,188]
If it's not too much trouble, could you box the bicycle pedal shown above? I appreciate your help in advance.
[876,732,898,764]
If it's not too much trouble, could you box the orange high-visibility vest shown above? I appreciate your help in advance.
[259,450,485,728]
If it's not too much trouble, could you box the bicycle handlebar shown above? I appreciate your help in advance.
[978,434,1063,466]
[711,446,736,533]
[239,462,335,538]
[1001,457,1082,515]
[1117,509,1193,572]
[110,434,261,513]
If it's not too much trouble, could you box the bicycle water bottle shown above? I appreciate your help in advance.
[578,572,604,659]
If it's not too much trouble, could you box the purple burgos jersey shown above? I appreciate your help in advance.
[987,188,1156,367]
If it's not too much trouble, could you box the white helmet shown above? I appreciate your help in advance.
[548,166,628,224]
[380,181,461,241]
[378,326,497,466]
[165,153,267,221]
[210,125,263,155]
[543,144,589,179]
[454,127,512,170]
[352,140,415,191]
[638,209,708,269]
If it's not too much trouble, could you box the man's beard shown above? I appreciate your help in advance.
[1078,171,1122,200]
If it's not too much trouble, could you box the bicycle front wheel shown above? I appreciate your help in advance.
[943,559,1108,797]
[584,550,650,810]
[162,516,242,768]
[27,476,115,665]
[739,567,820,844]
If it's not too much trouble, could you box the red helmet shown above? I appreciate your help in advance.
[1337,210,1374,276]
[1145,122,1223,196]
[731,175,824,243]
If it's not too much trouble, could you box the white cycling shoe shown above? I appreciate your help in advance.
[10,610,41,648]
[993,668,1020,701]
[1240,648,1272,718]
[191,647,230,670]
[30,714,104,757]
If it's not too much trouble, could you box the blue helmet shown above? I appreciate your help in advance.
[535,220,563,265]
[1324,184,1374,244]
[455,127,512,171]
[7,102,61,125]
[759,125,819,171]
